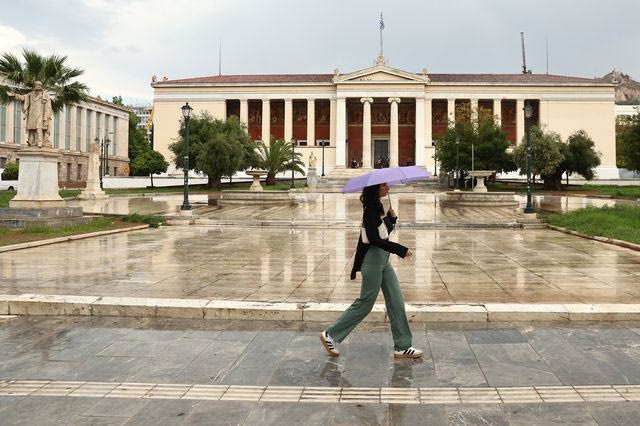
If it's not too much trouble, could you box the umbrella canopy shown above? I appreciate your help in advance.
[342,166,432,193]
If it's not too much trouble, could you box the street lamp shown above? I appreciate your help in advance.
[290,138,296,189]
[95,133,113,189]
[181,102,193,211]
[431,139,437,176]
[320,140,327,177]
[454,138,460,191]
[523,103,535,213]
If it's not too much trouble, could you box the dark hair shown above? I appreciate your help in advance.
[360,184,384,215]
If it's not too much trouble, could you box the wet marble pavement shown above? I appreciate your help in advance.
[2,316,640,425]
[66,194,210,215]
[1,225,640,304]
[202,192,637,224]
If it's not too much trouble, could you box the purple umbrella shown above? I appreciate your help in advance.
[342,166,432,194]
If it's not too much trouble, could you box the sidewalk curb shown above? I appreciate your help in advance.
[3,294,640,322]
[0,225,150,253]
[548,224,640,252]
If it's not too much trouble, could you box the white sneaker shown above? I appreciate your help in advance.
[320,331,339,356]
[394,347,423,359]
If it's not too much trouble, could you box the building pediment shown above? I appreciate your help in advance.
[334,62,429,84]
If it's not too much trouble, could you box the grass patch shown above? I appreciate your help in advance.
[0,216,148,247]
[546,205,640,245]
[578,185,640,199]
[488,182,640,199]
[121,213,164,228]
[0,190,79,208]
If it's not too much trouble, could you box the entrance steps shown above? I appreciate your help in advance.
[314,167,441,193]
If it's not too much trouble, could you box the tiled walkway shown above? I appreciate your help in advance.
[1,225,639,304]
[2,316,640,424]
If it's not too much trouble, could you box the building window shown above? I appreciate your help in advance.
[86,110,92,151]
[112,117,117,156]
[77,164,82,181]
[13,100,21,144]
[66,163,72,182]
[0,157,6,168]
[0,103,6,142]
[64,106,71,150]
[76,107,82,151]
[113,167,118,176]
[54,111,61,148]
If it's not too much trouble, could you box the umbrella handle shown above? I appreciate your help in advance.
[387,193,392,212]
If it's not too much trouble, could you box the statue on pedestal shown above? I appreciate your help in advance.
[7,81,53,148]
[308,152,317,168]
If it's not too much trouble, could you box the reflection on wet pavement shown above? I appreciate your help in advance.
[67,194,209,215]
[1,225,639,304]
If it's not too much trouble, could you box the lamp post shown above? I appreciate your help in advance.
[96,137,103,190]
[95,133,113,189]
[432,139,437,176]
[290,138,296,189]
[523,103,535,213]
[320,140,327,177]
[181,102,193,211]
[454,138,460,191]
[104,138,111,175]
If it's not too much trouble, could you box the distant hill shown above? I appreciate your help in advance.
[602,70,640,104]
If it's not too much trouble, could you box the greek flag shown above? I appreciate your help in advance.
[379,13,384,30]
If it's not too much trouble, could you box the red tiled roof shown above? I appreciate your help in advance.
[156,73,606,85]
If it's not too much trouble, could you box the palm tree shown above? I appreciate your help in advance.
[256,137,305,185]
[0,49,88,112]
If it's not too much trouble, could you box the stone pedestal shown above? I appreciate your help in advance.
[78,173,107,200]
[440,191,519,207]
[246,170,267,192]
[9,148,64,208]
[468,170,494,193]
[307,167,318,189]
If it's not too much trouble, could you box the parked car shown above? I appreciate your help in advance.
[0,169,18,191]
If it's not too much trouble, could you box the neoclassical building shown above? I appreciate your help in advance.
[0,86,130,185]
[152,56,617,178]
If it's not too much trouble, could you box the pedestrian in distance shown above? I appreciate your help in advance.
[320,182,423,359]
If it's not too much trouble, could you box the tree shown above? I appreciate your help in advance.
[1,162,18,180]
[618,113,640,173]
[0,49,88,111]
[434,115,515,187]
[111,95,124,106]
[131,150,168,181]
[255,137,305,185]
[512,127,564,189]
[512,127,600,190]
[564,130,601,182]
[127,111,150,173]
[169,114,258,189]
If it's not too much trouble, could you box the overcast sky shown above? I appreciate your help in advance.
[1,0,638,105]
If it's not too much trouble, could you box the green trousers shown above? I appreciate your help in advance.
[327,245,412,351]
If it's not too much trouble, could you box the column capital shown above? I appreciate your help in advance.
[360,97,373,104]
[306,98,315,102]
[388,97,401,104]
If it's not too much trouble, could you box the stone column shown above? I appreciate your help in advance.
[493,99,502,126]
[516,99,525,144]
[6,100,14,143]
[284,98,293,142]
[415,97,426,167]
[69,105,77,151]
[240,99,249,126]
[425,97,434,170]
[470,98,479,125]
[447,98,456,125]
[329,99,337,147]
[335,97,346,167]
[360,97,373,168]
[306,99,315,146]
[219,100,227,120]
[388,97,400,167]
[261,99,270,143]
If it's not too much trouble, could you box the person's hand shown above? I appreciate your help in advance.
[405,249,414,258]
[388,208,397,218]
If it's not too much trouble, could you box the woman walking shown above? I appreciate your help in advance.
[320,183,423,359]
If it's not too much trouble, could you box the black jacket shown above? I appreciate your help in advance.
[350,206,409,279]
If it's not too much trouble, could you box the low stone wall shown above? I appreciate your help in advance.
[216,190,293,206]
[440,191,519,207]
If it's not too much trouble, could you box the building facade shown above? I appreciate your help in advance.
[152,57,618,178]
[0,93,130,185]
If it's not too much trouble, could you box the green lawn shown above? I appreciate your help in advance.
[0,190,79,208]
[546,205,640,245]
[0,217,146,246]
[488,182,640,199]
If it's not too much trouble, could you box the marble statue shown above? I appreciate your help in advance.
[7,81,53,148]
[308,152,317,168]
